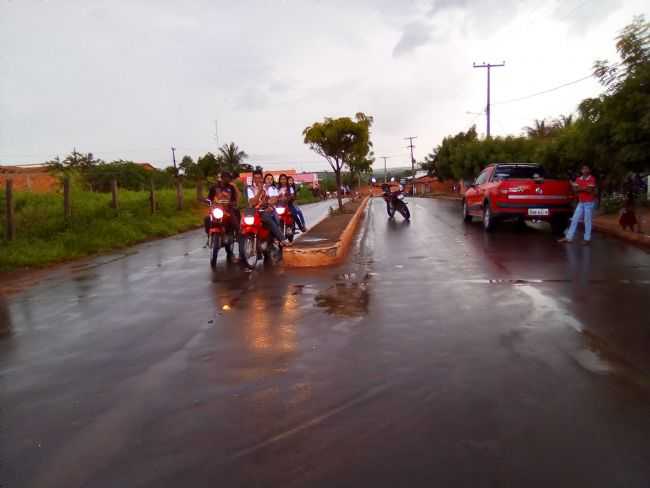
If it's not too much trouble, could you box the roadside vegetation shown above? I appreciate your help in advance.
[421,16,650,210]
[0,184,202,271]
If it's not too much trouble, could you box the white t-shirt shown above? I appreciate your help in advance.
[246,184,260,201]
[265,185,279,198]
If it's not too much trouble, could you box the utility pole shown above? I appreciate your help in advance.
[404,136,417,178]
[473,61,505,138]
[171,146,177,176]
[380,156,390,183]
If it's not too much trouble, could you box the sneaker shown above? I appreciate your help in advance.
[557,238,573,243]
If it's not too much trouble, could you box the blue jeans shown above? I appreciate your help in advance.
[566,202,595,241]
[260,210,285,242]
[289,203,306,231]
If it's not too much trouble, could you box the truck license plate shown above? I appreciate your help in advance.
[528,208,549,216]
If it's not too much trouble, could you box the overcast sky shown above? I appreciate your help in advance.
[1,0,647,170]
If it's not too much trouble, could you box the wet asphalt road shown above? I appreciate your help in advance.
[1,197,650,487]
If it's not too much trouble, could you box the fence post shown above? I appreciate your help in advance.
[149,179,156,215]
[110,178,119,210]
[5,179,15,241]
[175,179,184,210]
[111,178,118,210]
[63,176,72,220]
[196,179,204,201]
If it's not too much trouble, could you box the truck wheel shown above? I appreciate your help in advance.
[483,202,496,232]
[462,200,472,223]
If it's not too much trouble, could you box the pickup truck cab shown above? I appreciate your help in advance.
[462,163,574,233]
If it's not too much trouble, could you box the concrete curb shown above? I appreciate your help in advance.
[283,196,369,268]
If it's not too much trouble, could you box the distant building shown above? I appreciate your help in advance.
[404,175,458,195]
[135,162,156,171]
[0,164,59,192]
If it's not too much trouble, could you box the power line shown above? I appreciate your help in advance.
[493,73,594,105]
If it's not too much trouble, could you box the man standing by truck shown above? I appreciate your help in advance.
[559,164,597,245]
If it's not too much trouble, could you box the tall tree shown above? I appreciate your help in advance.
[179,155,199,179]
[218,142,248,173]
[303,113,373,210]
[196,152,220,179]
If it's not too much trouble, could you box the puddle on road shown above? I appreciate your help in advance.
[571,347,613,375]
[455,278,650,286]
[315,273,371,317]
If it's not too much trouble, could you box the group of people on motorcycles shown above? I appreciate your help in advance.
[203,169,307,263]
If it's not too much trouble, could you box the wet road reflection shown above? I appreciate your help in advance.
[1,197,650,488]
[0,293,11,337]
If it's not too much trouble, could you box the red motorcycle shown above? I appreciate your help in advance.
[275,204,296,242]
[239,208,282,269]
[206,199,238,267]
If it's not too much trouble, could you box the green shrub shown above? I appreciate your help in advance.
[0,188,201,270]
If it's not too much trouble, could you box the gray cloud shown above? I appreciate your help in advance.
[393,21,435,57]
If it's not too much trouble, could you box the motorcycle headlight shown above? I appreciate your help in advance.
[276,206,286,215]
[397,194,404,200]
[243,216,255,225]
[212,208,224,219]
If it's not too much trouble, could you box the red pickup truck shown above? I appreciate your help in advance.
[462,163,574,233]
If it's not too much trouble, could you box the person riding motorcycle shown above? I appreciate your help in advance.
[245,170,290,247]
[204,171,241,260]
[277,174,307,233]
[287,175,307,232]
[382,178,408,219]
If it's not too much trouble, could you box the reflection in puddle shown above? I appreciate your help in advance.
[0,294,11,337]
[315,274,370,317]
[571,347,613,375]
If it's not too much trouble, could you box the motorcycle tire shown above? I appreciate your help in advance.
[387,203,395,219]
[398,203,410,220]
[241,235,258,270]
[210,234,221,268]
[265,243,282,266]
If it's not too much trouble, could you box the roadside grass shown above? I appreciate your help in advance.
[0,188,202,271]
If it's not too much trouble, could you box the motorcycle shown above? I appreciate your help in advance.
[275,203,296,242]
[383,188,411,220]
[239,208,283,270]
[205,199,238,267]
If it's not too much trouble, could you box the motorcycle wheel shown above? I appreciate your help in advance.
[210,234,221,268]
[387,203,395,218]
[241,235,258,270]
[398,203,410,220]
[265,242,282,266]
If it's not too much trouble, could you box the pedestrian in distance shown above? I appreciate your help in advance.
[559,164,597,245]
[619,192,639,233]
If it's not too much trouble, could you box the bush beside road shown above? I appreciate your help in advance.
[0,187,202,271]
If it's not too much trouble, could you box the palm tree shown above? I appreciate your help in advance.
[218,142,248,173]
[553,114,574,130]
[523,119,555,139]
